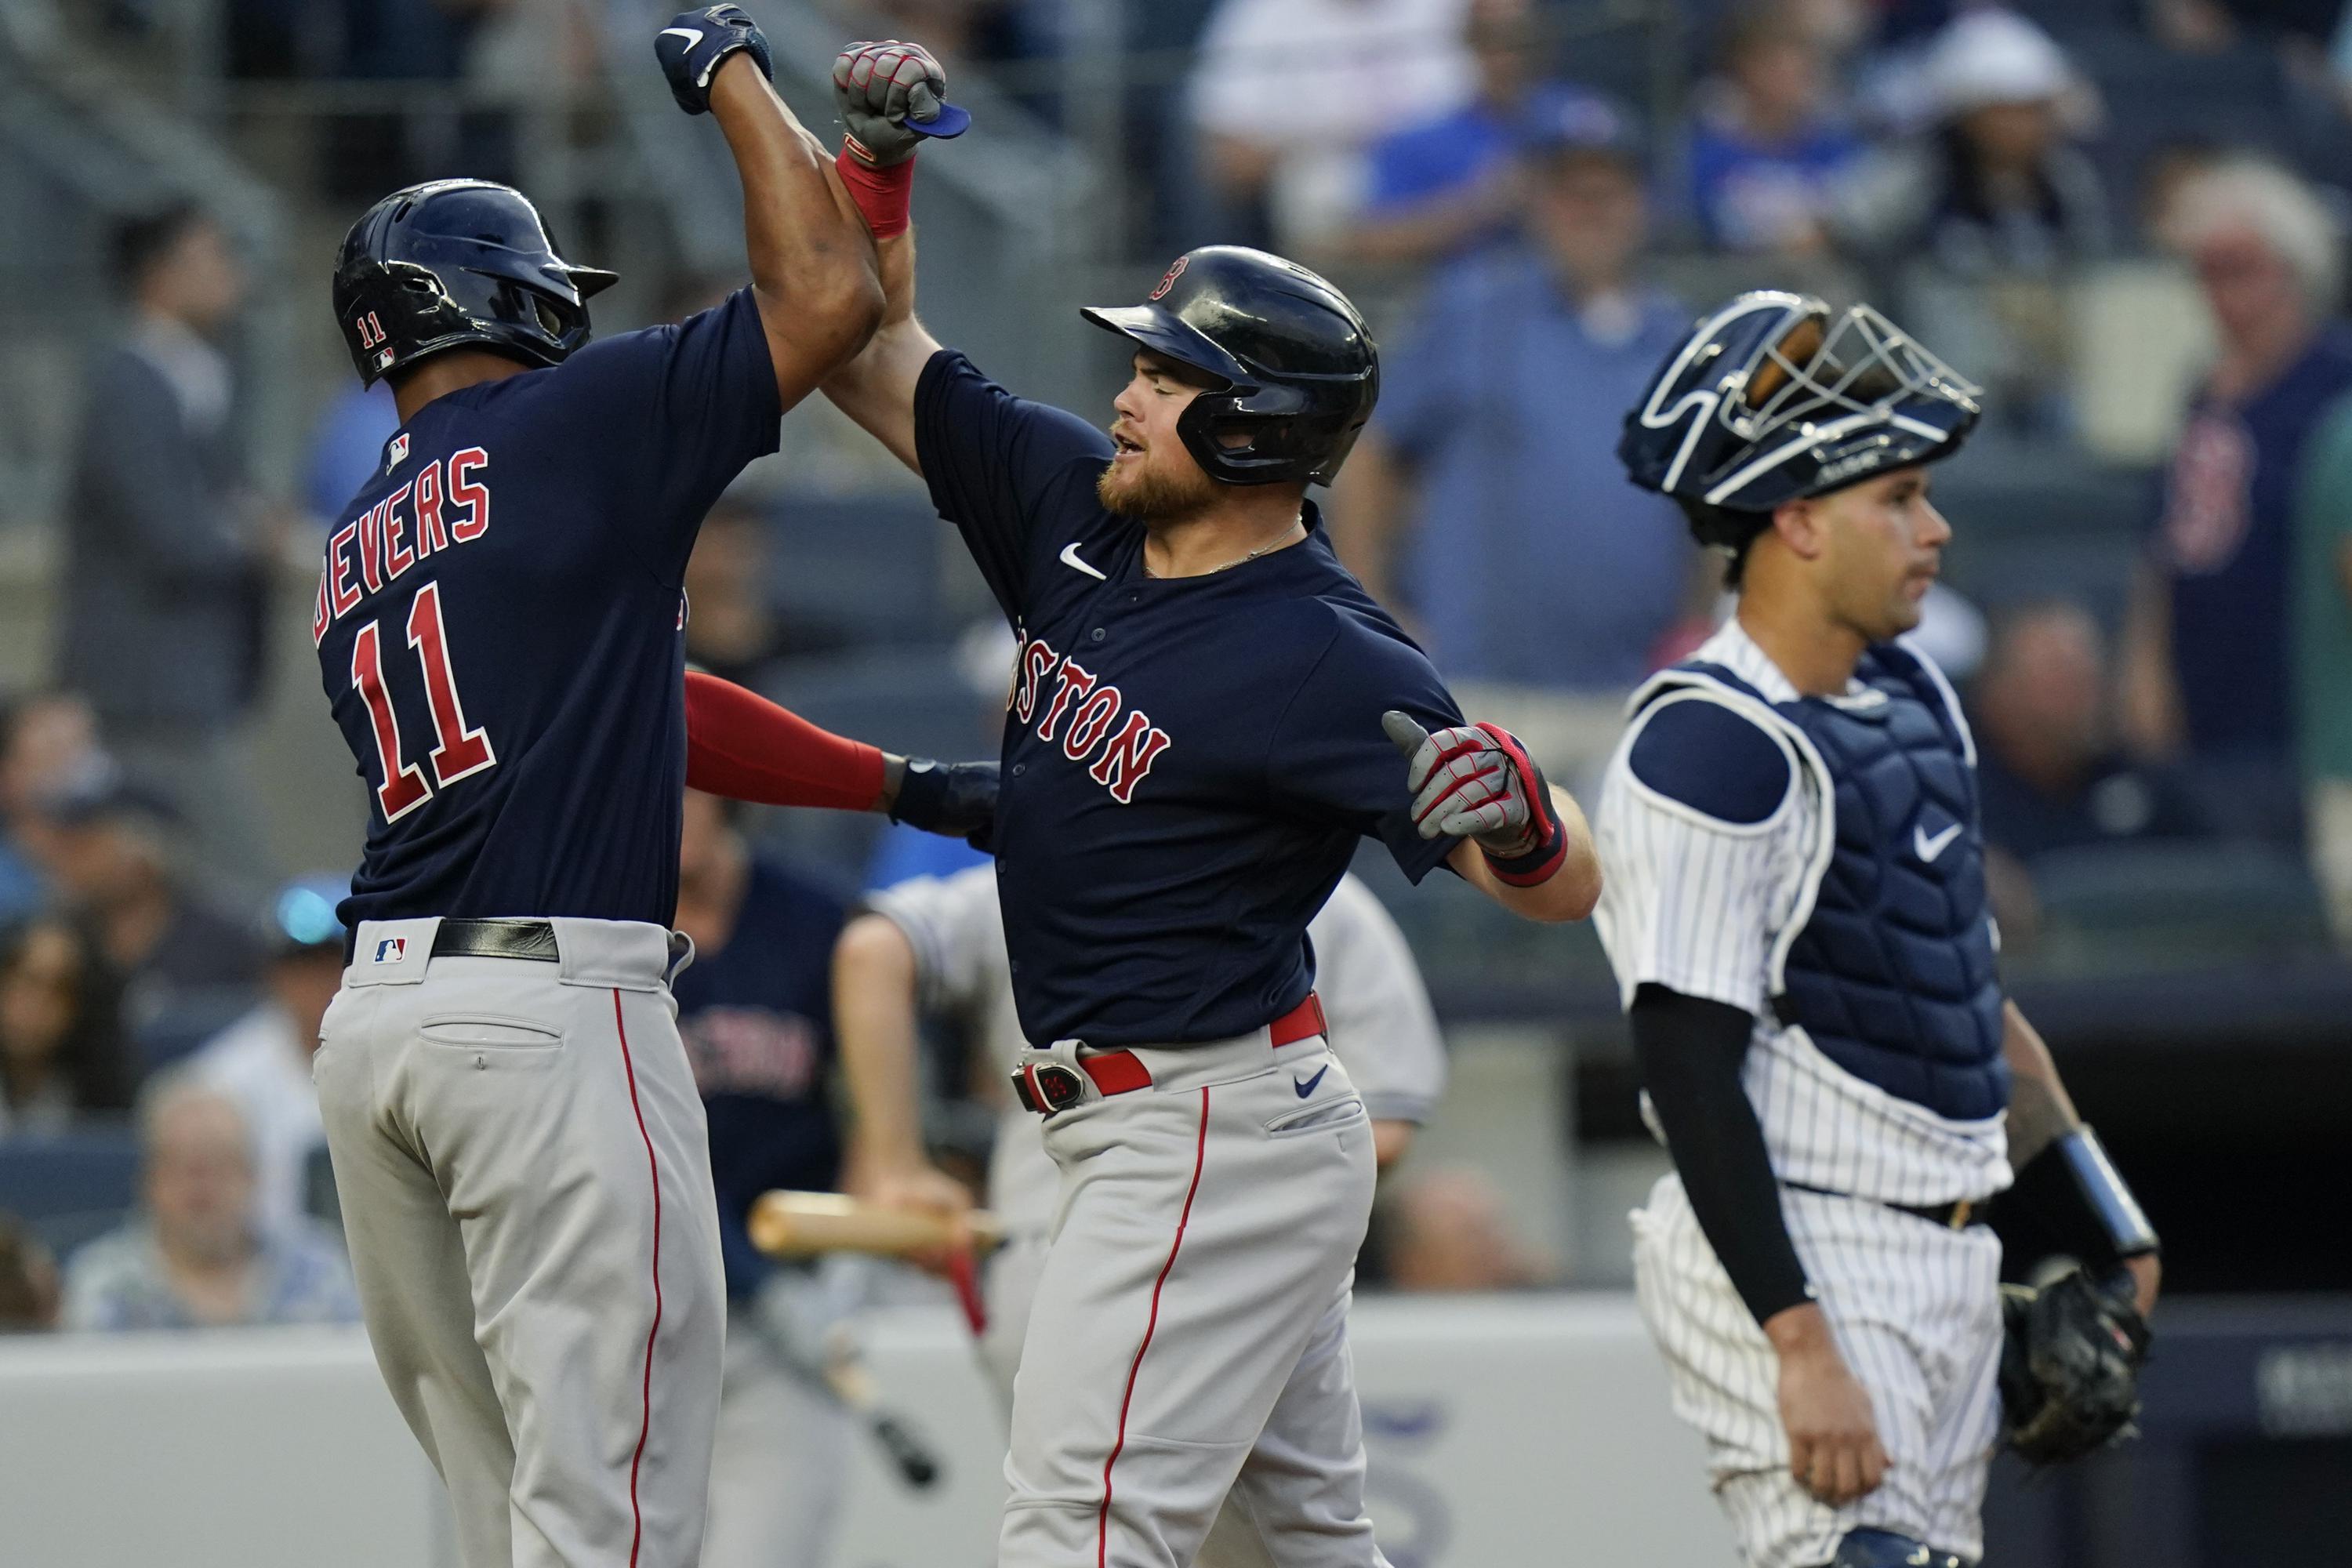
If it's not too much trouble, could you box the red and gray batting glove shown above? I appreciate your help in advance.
[833,40,969,165]
[1382,711,1568,886]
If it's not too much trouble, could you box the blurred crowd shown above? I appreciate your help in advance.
[10,0,2352,1346]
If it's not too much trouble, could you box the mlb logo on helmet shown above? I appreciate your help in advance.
[1148,256,1189,301]
[375,937,408,963]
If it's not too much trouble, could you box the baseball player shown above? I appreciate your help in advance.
[834,868,1443,1393]
[307,13,987,1567]
[1599,291,2162,1568]
[815,43,1599,1568]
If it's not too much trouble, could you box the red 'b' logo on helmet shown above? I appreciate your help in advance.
[1148,256,1189,301]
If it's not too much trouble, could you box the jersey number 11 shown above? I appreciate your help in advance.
[350,581,498,822]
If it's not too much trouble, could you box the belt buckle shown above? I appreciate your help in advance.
[1011,1062,1087,1117]
[1949,1198,1973,1230]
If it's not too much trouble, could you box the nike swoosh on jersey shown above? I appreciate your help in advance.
[1294,1064,1330,1098]
[1058,542,1106,581]
[1913,821,1964,863]
[659,26,702,47]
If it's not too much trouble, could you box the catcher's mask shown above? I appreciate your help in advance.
[1619,291,1981,550]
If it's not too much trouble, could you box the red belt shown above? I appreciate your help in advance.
[1013,993,1328,1115]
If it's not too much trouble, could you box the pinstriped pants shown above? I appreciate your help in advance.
[315,917,728,1568]
[1632,1175,2005,1568]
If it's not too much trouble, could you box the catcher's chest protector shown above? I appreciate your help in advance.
[1656,647,2009,1120]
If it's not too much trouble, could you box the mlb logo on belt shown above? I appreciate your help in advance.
[374,937,408,963]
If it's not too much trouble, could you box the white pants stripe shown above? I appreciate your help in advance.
[1631,1175,2005,1567]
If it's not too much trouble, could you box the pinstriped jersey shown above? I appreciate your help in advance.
[1592,619,2011,1206]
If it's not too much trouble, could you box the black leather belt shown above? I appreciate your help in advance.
[431,918,560,962]
[1783,1181,1987,1231]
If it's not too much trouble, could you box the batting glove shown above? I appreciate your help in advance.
[833,39,970,165]
[1383,712,1568,886]
[888,757,998,850]
[655,5,772,116]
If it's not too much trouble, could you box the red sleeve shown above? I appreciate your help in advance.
[684,670,886,811]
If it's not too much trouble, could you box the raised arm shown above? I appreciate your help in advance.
[817,42,963,475]
[655,8,884,408]
[822,229,938,474]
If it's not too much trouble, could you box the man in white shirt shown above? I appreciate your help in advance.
[189,877,347,1239]
[1191,0,1476,248]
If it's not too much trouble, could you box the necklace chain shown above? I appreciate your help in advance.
[1144,520,1303,579]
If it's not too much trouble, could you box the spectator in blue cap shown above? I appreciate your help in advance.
[1348,0,1607,265]
[187,876,347,1240]
[1334,93,1699,768]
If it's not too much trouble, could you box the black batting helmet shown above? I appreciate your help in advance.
[332,180,618,387]
[1081,247,1377,487]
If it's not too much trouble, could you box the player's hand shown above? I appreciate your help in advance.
[833,40,969,165]
[886,757,997,849]
[655,5,772,116]
[1382,712,1551,858]
[1768,1305,1889,1506]
[851,1160,975,1277]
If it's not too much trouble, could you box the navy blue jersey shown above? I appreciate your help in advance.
[913,350,1464,1048]
[2151,326,2352,761]
[671,855,845,1297]
[313,291,781,929]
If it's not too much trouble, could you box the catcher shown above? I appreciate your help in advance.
[1597,290,2160,1568]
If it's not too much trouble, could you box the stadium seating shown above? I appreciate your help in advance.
[0,1125,141,1258]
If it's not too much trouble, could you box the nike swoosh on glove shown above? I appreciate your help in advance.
[655,5,773,116]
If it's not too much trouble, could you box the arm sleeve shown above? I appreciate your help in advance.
[1309,877,1446,1122]
[534,289,782,583]
[913,350,1116,623]
[1269,625,1467,884]
[865,867,1004,1015]
[1594,695,1799,1014]
[1629,984,1812,1325]
[683,671,884,811]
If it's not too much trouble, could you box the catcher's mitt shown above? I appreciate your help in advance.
[1998,1258,2151,1465]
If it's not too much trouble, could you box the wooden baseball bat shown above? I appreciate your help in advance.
[749,1190,1004,1260]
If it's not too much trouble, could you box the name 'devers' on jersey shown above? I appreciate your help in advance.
[312,446,492,642]
[311,445,497,824]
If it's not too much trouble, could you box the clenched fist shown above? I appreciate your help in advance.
[833,39,970,165]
